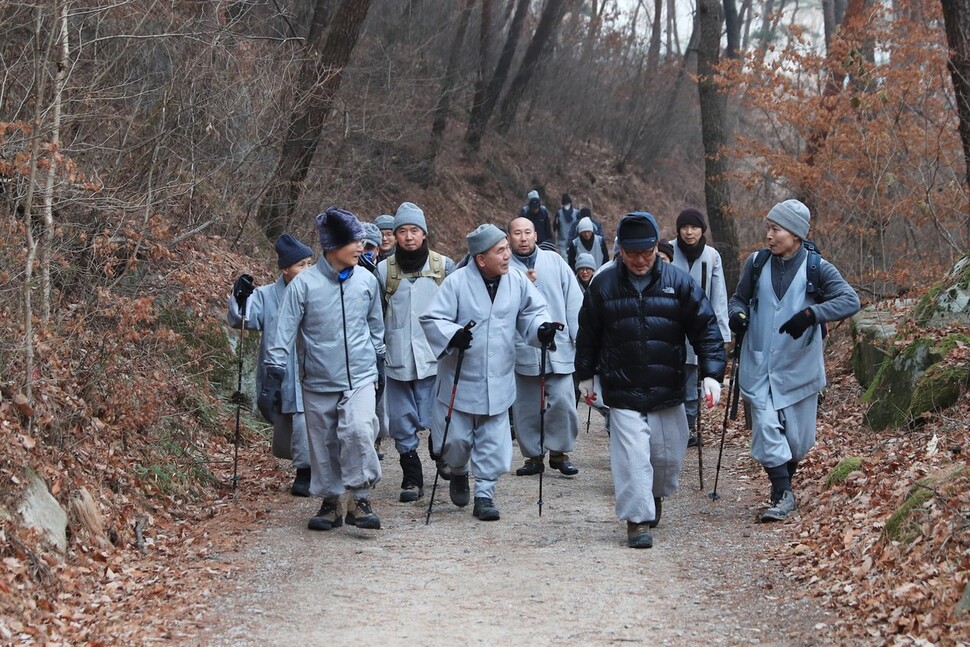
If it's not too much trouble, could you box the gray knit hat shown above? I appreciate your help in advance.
[374,214,395,231]
[393,202,428,234]
[766,199,811,240]
[361,222,382,248]
[577,217,594,234]
[467,224,507,256]
[575,253,596,271]
[527,189,540,201]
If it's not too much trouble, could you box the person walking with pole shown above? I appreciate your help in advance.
[728,200,860,522]
[669,208,731,448]
[228,234,314,496]
[262,208,386,533]
[575,212,726,549]
[420,224,556,522]
[507,217,582,479]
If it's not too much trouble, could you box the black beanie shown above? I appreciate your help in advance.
[676,208,707,233]
[562,193,572,206]
[275,233,313,269]
[657,240,675,261]
[579,207,592,219]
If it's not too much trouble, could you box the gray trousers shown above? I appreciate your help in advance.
[386,375,435,454]
[511,373,578,458]
[303,387,382,500]
[749,391,818,468]
[608,405,689,524]
[430,399,512,500]
[270,412,310,469]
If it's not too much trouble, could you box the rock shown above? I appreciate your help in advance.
[850,302,911,389]
[824,457,864,489]
[17,469,68,551]
[911,255,970,327]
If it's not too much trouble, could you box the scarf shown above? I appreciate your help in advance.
[396,240,429,273]
[512,246,539,270]
[679,235,707,267]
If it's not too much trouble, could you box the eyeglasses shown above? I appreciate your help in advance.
[622,248,656,260]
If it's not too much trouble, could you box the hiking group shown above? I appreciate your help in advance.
[228,191,860,549]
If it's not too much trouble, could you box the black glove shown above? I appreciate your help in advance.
[537,321,563,351]
[779,308,816,339]
[448,327,473,351]
[257,366,284,421]
[375,356,386,401]
[233,274,255,311]
[729,311,748,335]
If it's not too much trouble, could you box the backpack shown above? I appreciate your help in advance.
[384,250,446,301]
[750,240,827,338]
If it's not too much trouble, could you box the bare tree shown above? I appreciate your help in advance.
[941,0,970,215]
[647,0,663,73]
[697,0,740,286]
[425,0,476,182]
[724,0,740,57]
[256,0,371,240]
[495,0,570,135]
[464,0,530,152]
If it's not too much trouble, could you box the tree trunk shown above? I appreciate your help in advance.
[467,0,494,153]
[697,0,740,288]
[424,0,476,183]
[940,0,970,224]
[495,0,569,135]
[667,0,680,56]
[723,0,740,58]
[464,0,529,152]
[647,0,662,73]
[256,0,371,240]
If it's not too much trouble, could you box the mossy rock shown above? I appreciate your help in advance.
[883,464,968,543]
[850,307,905,389]
[911,254,970,327]
[863,332,970,430]
[824,456,864,488]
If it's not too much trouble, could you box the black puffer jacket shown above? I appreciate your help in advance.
[575,259,726,413]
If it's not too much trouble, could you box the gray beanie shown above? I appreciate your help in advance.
[361,222,382,248]
[394,202,428,234]
[577,217,594,234]
[527,189,540,201]
[374,214,395,231]
[766,199,811,240]
[575,253,596,271]
[467,224,507,256]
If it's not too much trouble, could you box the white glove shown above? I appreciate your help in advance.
[578,379,597,403]
[702,377,722,408]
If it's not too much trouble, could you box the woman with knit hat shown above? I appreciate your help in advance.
[670,208,731,446]
[229,233,314,497]
[728,199,860,522]
[263,207,386,533]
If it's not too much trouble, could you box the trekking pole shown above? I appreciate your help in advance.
[537,323,565,517]
[426,321,475,525]
[709,339,742,501]
[696,261,708,490]
[584,404,592,434]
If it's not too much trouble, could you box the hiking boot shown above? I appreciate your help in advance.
[399,450,425,503]
[436,458,453,481]
[515,456,545,476]
[687,433,699,448]
[648,497,662,529]
[761,489,797,522]
[627,521,653,549]
[449,473,470,507]
[308,499,343,531]
[473,497,500,521]
[549,453,579,476]
[349,498,381,529]
[290,468,311,497]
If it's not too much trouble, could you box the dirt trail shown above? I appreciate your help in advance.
[200,409,833,646]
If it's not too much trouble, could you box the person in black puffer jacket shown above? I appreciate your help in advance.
[575,212,726,549]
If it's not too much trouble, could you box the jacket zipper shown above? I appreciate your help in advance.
[339,281,354,390]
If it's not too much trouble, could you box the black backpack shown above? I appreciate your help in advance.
[750,240,827,338]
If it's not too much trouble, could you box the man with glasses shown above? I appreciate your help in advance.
[575,212,726,549]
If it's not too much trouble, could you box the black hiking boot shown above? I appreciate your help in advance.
[308,498,342,531]
[399,450,425,502]
[761,489,797,522]
[349,498,381,529]
[549,453,579,476]
[515,456,544,476]
[627,521,653,549]
[449,472,470,507]
[648,497,662,529]
[290,468,311,497]
[473,497,500,521]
